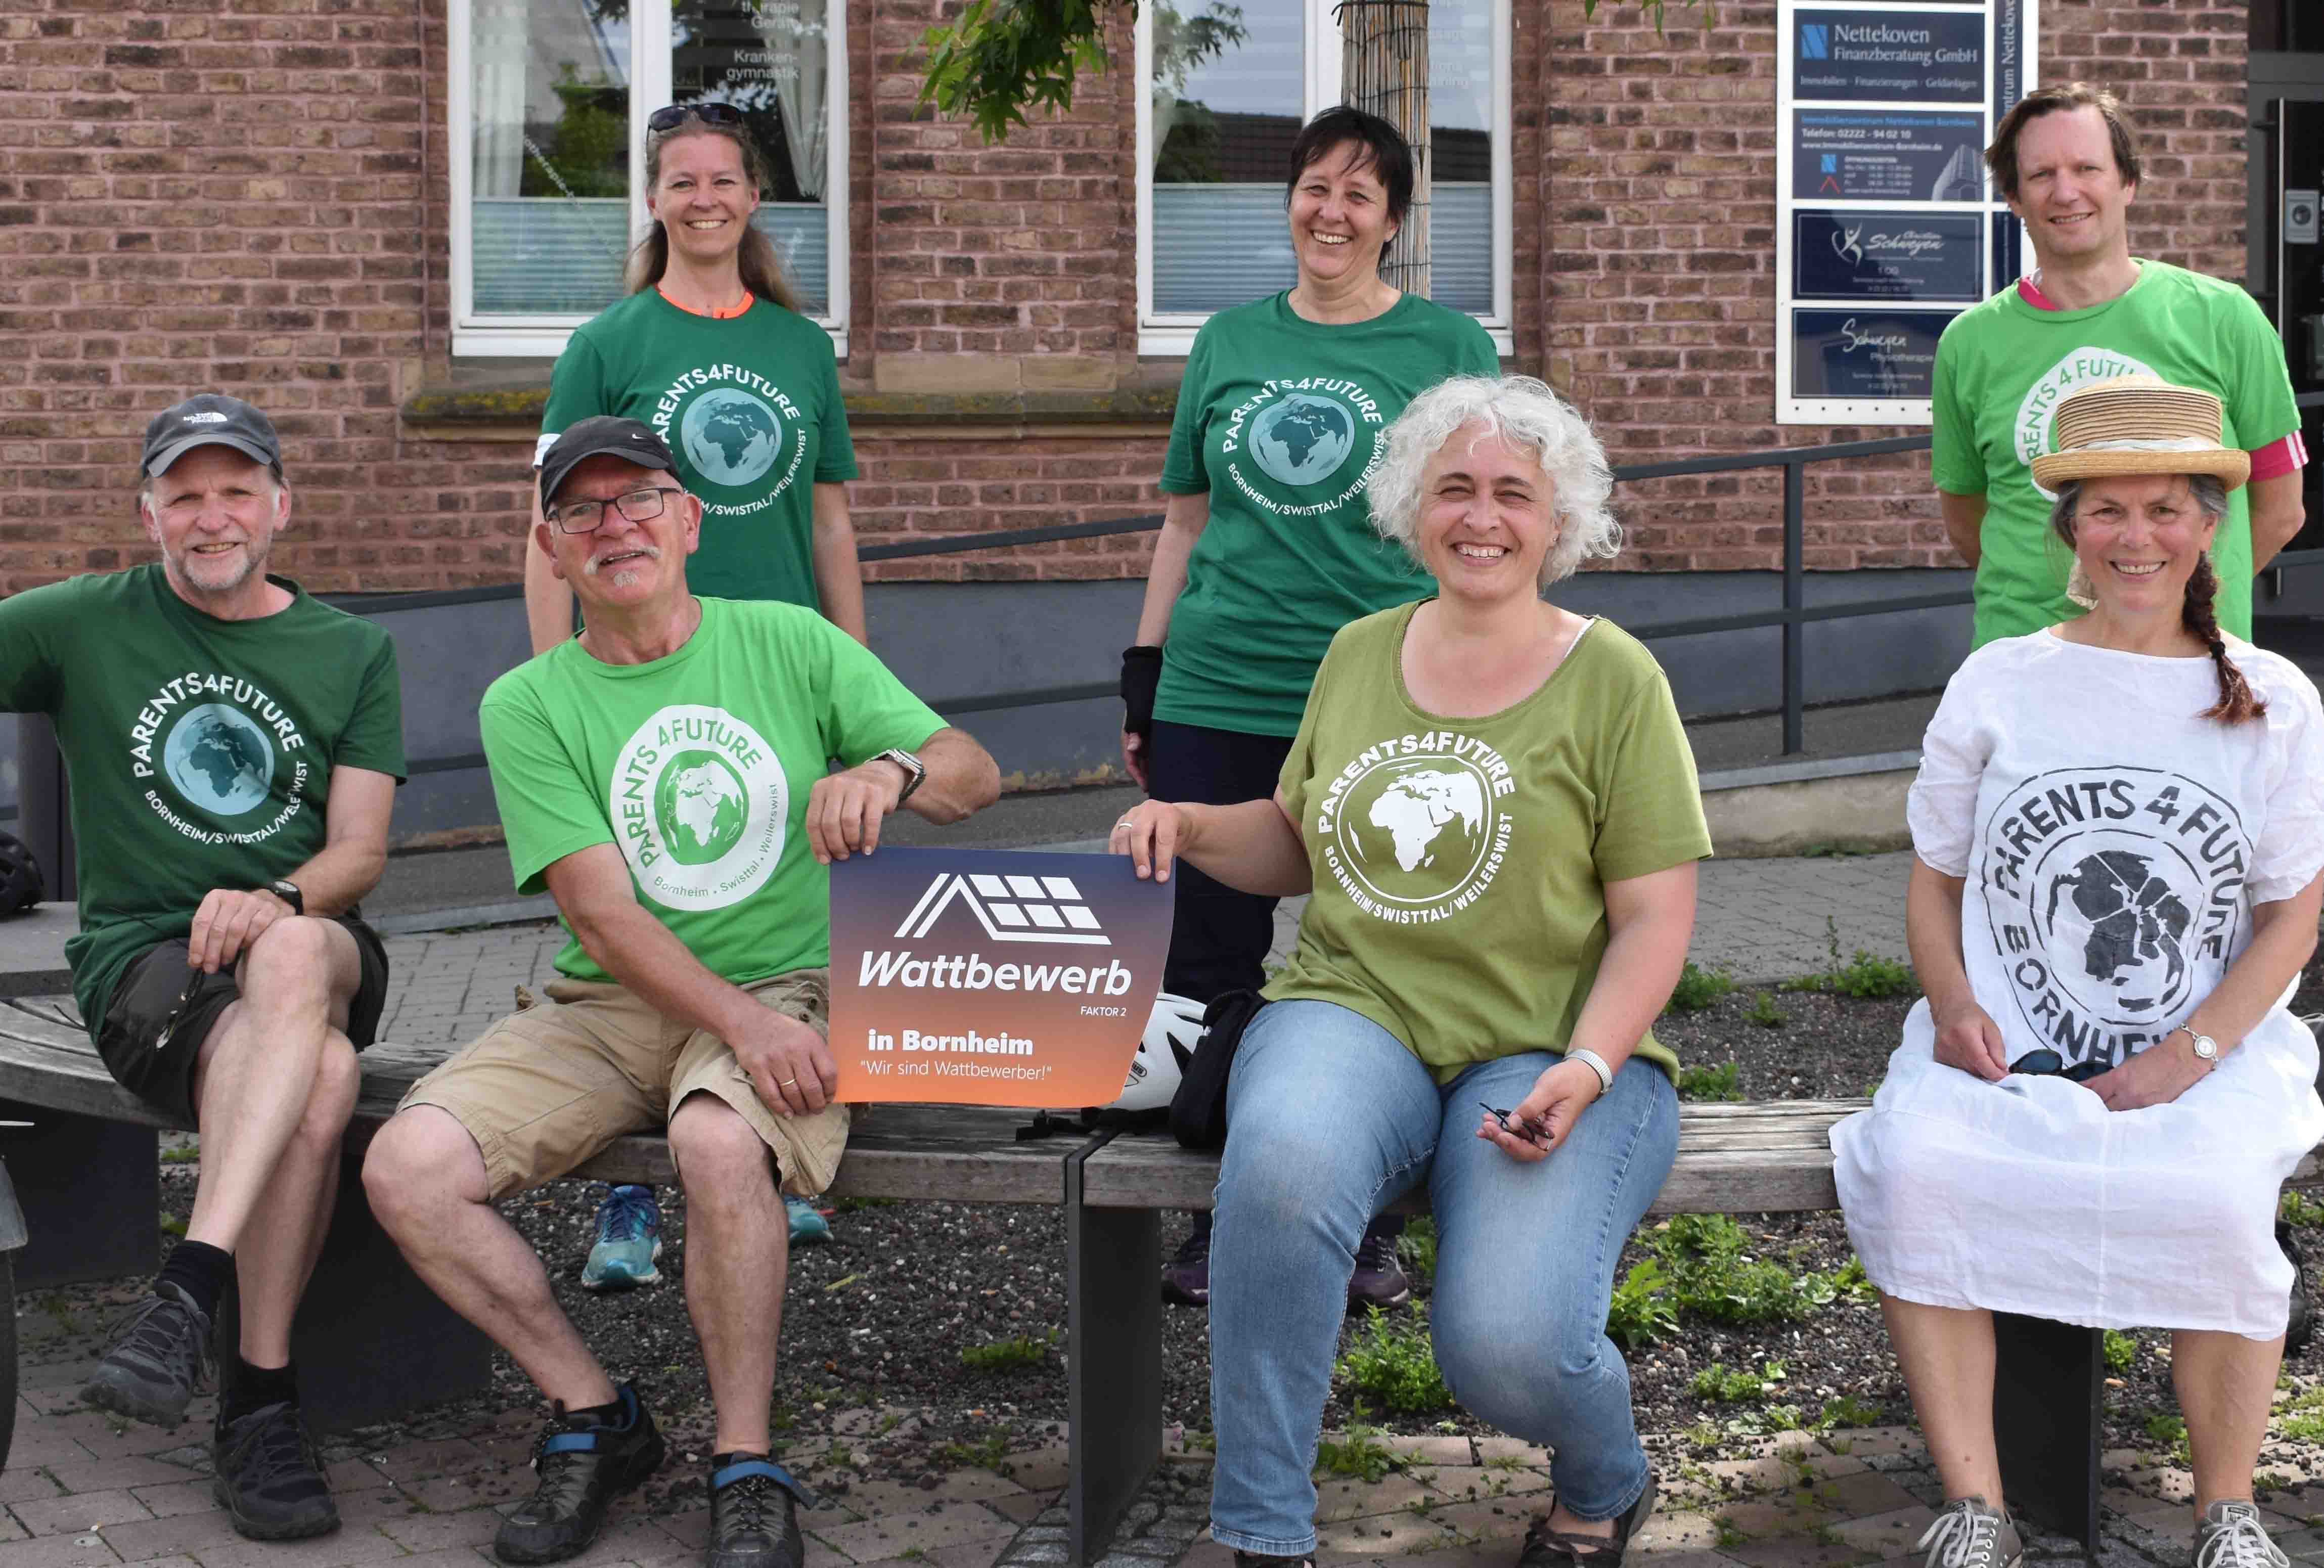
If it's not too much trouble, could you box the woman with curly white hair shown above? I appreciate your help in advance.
[1113,374,1710,1568]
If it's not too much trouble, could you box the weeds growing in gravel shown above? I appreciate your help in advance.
[1666,961,1736,1014]
[960,1331,1056,1371]
[2276,1387,2324,1443]
[935,1432,1011,1470]
[1817,1395,1884,1429]
[1677,1061,1743,1102]
[2285,1191,2324,1227]
[1336,1306,1453,1413]
[1690,1361,1785,1403]
[1744,993,1786,1029]
[1314,1416,1396,1482]
[2104,1331,2137,1372]
[1784,919,1917,999]
[1605,1260,1681,1350]
[1604,1216,1874,1347]
[1397,1217,1438,1282]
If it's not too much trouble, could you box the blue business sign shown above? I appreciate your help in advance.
[1792,309,1956,400]
[1794,8,1984,103]
[1793,111,1986,201]
[1793,210,1983,301]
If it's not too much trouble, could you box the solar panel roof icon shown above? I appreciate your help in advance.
[894,871,1112,946]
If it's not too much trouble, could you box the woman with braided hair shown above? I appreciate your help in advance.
[1832,376,2324,1568]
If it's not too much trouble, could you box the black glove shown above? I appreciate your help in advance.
[1121,645,1164,738]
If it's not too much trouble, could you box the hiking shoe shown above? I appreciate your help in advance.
[707,1455,817,1568]
[1161,1226,1210,1307]
[2195,1501,2290,1568]
[82,1281,213,1428]
[1349,1224,1412,1311]
[495,1385,666,1565]
[1517,1471,1656,1565]
[785,1195,832,1247]
[213,1401,339,1540]
[583,1185,663,1290]
[1912,1497,2023,1568]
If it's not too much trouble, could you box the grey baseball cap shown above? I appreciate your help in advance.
[538,416,681,508]
[141,393,282,477]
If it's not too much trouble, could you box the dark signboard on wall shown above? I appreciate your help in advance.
[1792,110,1986,201]
[1793,210,1983,300]
[1793,9,1986,103]
[1792,309,1954,400]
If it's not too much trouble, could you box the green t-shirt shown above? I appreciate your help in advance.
[540,291,858,608]
[1266,602,1712,1083]
[0,565,406,1033]
[1931,261,2302,648]
[1157,292,1502,736]
[479,596,943,985]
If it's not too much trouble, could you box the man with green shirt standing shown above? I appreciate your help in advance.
[363,418,999,1568]
[0,394,406,1541]
[1933,82,2309,647]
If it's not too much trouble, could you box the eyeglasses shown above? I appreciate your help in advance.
[2007,1049,2110,1083]
[547,486,683,534]
[647,102,746,134]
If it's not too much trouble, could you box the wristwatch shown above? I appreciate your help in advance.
[264,879,304,915]
[875,747,926,804]
[2170,1025,2219,1069]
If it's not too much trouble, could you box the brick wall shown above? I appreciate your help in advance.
[0,0,2261,593]
[1539,0,2254,573]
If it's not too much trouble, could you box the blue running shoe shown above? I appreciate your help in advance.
[785,1195,832,1246]
[582,1185,663,1290]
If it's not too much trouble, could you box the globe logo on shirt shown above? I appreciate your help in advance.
[1314,740,1516,920]
[680,389,784,488]
[1367,769,1487,874]
[655,750,749,866]
[2045,848,2192,1017]
[1248,394,1356,486]
[162,703,274,817]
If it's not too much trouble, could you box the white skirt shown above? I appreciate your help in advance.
[1830,1000,2324,1339]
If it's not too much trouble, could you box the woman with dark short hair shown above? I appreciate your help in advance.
[1834,376,2324,1568]
[1121,105,1501,1309]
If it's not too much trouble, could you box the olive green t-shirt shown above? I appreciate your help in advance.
[1266,603,1712,1082]
[1157,292,1501,736]
[540,290,857,608]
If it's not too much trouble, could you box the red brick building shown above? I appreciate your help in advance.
[0,0,2311,597]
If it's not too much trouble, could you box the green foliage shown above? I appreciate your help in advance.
[1604,1259,1681,1350]
[2104,1331,2137,1372]
[1653,1215,1852,1326]
[159,1139,200,1166]
[1335,1306,1453,1414]
[523,65,627,199]
[2277,1387,2324,1444]
[934,1432,1011,1470]
[159,1210,188,1238]
[1744,992,1786,1029]
[1314,1416,1395,1483]
[2284,1191,2324,1227]
[1677,1060,1743,1102]
[2143,1411,2190,1463]
[1785,918,1917,998]
[1816,1394,1885,1430]
[833,1195,898,1212]
[960,1331,1056,1371]
[1691,1361,1784,1403]
[1830,1257,1879,1303]
[1397,1217,1438,1282]
[1665,960,1735,1014]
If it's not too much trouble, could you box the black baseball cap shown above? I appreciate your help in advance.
[538,416,681,508]
[141,393,282,478]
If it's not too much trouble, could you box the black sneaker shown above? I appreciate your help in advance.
[495,1385,666,1565]
[82,1282,213,1428]
[1161,1227,1210,1307]
[1517,1471,1657,1566]
[1348,1224,1413,1312]
[213,1401,340,1540]
[707,1455,817,1568]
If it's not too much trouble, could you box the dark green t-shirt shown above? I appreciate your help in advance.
[540,291,858,608]
[0,566,406,1032]
[1157,292,1501,736]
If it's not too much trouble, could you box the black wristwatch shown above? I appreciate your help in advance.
[264,879,304,915]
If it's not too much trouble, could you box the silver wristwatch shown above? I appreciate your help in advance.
[876,747,926,804]
[2172,1025,2220,1068]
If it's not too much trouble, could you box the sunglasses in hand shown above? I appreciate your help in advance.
[1480,1101,1550,1146]
[2007,1048,2110,1084]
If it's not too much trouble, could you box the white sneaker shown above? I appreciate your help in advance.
[1914,1497,2023,1568]
[2195,1501,2290,1568]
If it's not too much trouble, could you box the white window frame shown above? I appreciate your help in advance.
[448,0,850,359]
[1135,0,1513,356]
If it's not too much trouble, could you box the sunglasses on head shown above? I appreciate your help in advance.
[647,102,747,133]
[2008,1048,2110,1083]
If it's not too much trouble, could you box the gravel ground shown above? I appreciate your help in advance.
[74,948,2324,1491]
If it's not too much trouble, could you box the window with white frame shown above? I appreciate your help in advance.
[452,0,847,356]
[1136,0,1510,353]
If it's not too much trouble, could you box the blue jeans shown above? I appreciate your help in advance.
[1209,1000,1680,1555]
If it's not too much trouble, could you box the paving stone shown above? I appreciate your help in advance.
[363,1438,490,1484]
[1313,1474,1439,1524]
[1711,1497,1835,1540]
[1816,1472,1922,1518]
[986,1493,1055,1525]
[1722,1536,1880,1567]
[1624,1552,1747,1567]
[1634,1512,1727,1553]
[1826,1504,1937,1560]
[10,1491,152,1539]
[375,1508,505,1553]
[78,1510,245,1563]
[840,1473,1026,1515]
[998,1448,1071,1494]
[0,1537,128,1568]
[40,1462,194,1497]
[400,1469,531,1512]
[115,1487,208,1525]
[0,1475,62,1509]
[157,1525,411,1568]
[812,1502,1019,1560]
[1465,1440,1547,1467]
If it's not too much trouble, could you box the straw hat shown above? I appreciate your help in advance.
[2029,374,2250,490]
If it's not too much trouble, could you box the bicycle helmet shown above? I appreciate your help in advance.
[1092,991,1207,1118]
[0,832,43,917]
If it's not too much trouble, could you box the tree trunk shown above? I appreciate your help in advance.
[1336,0,1431,298]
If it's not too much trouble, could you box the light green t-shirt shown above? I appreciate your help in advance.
[478,597,943,985]
[0,565,406,1033]
[1266,602,1712,1083]
[540,291,858,609]
[1930,261,2301,648]
[1157,292,1502,736]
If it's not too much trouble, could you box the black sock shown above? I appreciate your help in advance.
[155,1239,232,1322]
[222,1356,297,1424]
[561,1393,631,1429]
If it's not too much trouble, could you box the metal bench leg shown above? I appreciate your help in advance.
[1993,1311,2100,1560]
[1066,1139,1161,1566]
[0,1102,156,1286]
[216,1147,493,1433]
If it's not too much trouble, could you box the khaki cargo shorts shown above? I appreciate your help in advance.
[399,967,850,1202]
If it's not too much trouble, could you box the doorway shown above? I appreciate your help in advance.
[2249,56,2324,582]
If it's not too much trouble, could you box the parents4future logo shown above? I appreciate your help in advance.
[829,847,1175,1107]
[1217,377,1388,518]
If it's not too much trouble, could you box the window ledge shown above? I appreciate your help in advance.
[399,377,1182,434]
